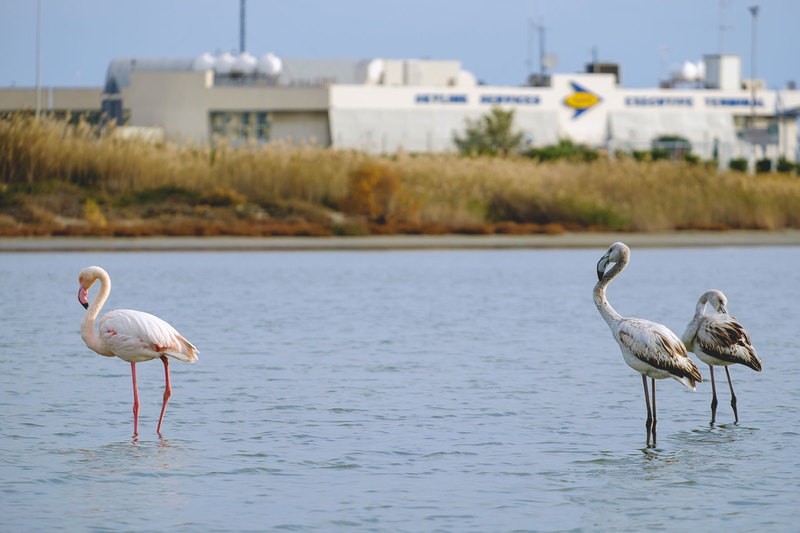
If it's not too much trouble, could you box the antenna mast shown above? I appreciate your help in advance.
[718,0,733,54]
[240,0,246,53]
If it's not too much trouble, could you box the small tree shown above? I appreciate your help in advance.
[454,107,525,157]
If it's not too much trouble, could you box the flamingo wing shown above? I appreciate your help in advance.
[98,309,198,363]
[618,319,702,386]
[696,313,762,371]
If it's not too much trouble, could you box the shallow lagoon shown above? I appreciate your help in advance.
[1,246,798,531]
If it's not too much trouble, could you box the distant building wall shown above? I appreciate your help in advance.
[0,87,102,118]
[2,59,799,166]
[127,71,213,144]
[126,70,330,145]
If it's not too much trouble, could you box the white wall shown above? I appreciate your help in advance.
[119,69,800,162]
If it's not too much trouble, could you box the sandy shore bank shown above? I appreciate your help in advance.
[2,230,800,252]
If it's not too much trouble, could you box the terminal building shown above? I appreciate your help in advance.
[1,52,798,167]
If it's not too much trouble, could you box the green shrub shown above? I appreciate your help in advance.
[729,158,748,172]
[0,186,20,208]
[683,153,701,165]
[777,158,796,173]
[756,158,772,173]
[526,139,599,163]
[650,148,671,161]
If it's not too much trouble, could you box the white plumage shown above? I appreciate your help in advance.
[78,266,197,437]
[97,309,197,363]
[594,242,702,447]
[681,289,762,424]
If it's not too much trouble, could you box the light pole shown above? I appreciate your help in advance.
[240,0,246,53]
[35,0,42,118]
[748,5,759,128]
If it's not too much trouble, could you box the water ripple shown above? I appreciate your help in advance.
[1,248,799,531]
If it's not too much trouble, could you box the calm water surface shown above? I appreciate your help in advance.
[1,246,798,531]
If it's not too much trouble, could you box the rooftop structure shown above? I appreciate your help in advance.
[1,52,798,168]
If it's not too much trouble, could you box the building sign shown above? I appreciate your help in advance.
[415,93,467,104]
[705,97,764,107]
[563,82,601,118]
[625,96,694,107]
[479,94,540,105]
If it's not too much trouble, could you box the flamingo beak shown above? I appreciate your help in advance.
[78,286,89,309]
[596,254,610,281]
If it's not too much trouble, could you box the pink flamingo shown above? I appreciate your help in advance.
[78,266,198,437]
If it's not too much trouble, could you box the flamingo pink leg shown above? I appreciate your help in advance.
[131,362,139,437]
[156,355,172,435]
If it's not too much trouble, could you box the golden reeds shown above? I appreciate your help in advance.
[2,114,800,236]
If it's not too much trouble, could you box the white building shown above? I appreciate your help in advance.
[2,53,799,167]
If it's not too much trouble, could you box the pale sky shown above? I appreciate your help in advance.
[1,0,798,90]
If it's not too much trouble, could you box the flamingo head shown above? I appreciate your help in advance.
[78,266,107,310]
[700,289,728,314]
[596,241,630,281]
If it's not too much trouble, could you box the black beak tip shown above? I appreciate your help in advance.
[81,302,89,310]
[596,269,604,281]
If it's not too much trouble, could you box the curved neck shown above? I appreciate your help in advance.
[81,271,112,356]
[680,313,702,347]
[680,298,707,347]
[593,258,625,327]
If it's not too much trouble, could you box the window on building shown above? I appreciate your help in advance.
[209,111,272,144]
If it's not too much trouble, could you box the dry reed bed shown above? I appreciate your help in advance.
[2,115,800,235]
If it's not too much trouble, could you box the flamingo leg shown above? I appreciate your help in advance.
[642,375,654,448]
[709,365,718,425]
[725,366,739,424]
[131,362,139,437]
[650,378,657,447]
[156,355,172,435]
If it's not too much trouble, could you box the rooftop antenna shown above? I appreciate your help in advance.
[239,0,246,53]
[535,18,547,76]
[526,19,533,76]
[718,0,734,54]
[749,5,759,124]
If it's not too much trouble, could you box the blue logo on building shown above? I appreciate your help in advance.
[480,95,540,105]
[705,97,764,107]
[415,94,468,104]
[564,82,601,118]
[625,96,694,107]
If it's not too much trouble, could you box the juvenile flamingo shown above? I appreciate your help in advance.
[594,242,702,447]
[78,266,198,437]
[681,289,762,425]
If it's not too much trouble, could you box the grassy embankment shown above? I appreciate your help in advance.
[2,115,800,237]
